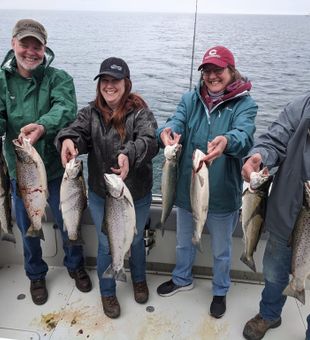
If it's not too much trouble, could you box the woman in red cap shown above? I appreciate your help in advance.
[156,46,258,318]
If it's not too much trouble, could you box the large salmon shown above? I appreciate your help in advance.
[0,140,15,243]
[159,143,182,234]
[60,158,87,243]
[102,173,136,282]
[13,138,48,239]
[283,181,310,304]
[240,169,272,272]
[190,149,209,251]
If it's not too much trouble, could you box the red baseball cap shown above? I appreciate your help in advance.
[198,46,235,70]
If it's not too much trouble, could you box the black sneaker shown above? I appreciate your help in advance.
[157,279,194,297]
[210,295,226,318]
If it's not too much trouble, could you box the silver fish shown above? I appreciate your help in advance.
[283,181,310,304]
[190,149,209,251]
[13,138,48,239]
[60,158,87,243]
[0,141,15,243]
[240,169,272,272]
[102,173,136,282]
[159,143,182,234]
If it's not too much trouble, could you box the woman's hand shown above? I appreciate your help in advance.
[201,136,228,164]
[60,139,78,167]
[241,153,263,182]
[111,153,129,180]
[160,127,181,146]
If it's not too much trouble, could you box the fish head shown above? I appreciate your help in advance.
[104,173,124,198]
[249,167,270,190]
[12,138,34,164]
[192,149,207,173]
[164,143,182,160]
[64,158,82,179]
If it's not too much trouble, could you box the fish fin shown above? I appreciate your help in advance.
[283,283,305,304]
[101,221,109,236]
[1,231,16,244]
[115,267,127,282]
[102,264,115,279]
[155,221,165,236]
[26,225,45,241]
[240,252,256,272]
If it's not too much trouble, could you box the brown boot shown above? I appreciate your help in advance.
[68,268,92,292]
[133,280,149,304]
[30,279,48,305]
[101,296,120,319]
[243,314,281,340]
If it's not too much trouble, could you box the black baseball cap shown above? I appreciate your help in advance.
[94,57,130,80]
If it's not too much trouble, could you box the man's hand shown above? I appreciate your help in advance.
[19,123,45,145]
[242,153,263,182]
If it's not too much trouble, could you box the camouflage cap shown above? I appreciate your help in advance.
[12,19,47,45]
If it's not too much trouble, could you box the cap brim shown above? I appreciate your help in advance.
[198,59,228,70]
[16,32,45,45]
[93,71,125,81]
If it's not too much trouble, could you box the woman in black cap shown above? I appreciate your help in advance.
[55,57,158,319]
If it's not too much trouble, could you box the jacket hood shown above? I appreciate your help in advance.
[1,46,55,73]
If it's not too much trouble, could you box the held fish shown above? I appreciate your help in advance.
[190,149,209,251]
[240,169,272,272]
[159,143,182,234]
[60,158,87,244]
[13,138,48,240]
[283,181,310,304]
[102,173,136,282]
[0,141,15,243]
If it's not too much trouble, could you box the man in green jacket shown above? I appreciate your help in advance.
[0,19,92,305]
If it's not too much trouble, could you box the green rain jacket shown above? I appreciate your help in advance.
[0,47,77,180]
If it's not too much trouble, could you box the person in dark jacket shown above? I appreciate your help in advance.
[156,46,257,319]
[55,57,158,319]
[242,94,310,340]
[0,19,92,305]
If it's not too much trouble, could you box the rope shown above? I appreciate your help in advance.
[189,0,198,91]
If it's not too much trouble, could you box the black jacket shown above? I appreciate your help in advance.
[55,102,158,200]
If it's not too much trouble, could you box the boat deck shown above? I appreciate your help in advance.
[0,264,308,340]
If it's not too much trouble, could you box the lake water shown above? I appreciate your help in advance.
[1,10,310,193]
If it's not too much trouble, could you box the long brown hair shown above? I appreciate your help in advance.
[95,78,148,141]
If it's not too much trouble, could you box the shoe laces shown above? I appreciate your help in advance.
[75,268,88,279]
[105,296,118,307]
[134,281,147,293]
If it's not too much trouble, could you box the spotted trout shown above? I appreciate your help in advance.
[240,168,272,272]
[159,143,182,234]
[0,140,15,243]
[13,138,48,239]
[283,181,310,304]
[102,173,136,282]
[60,158,87,243]
[190,149,209,251]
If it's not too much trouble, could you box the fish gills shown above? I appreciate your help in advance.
[240,171,272,272]
[159,143,182,234]
[102,173,136,282]
[283,181,310,304]
[13,138,48,240]
[60,158,87,244]
[0,144,15,243]
[190,149,209,252]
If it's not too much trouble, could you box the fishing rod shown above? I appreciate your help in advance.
[189,0,198,91]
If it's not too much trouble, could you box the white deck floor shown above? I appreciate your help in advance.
[0,265,309,340]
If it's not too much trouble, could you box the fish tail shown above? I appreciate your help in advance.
[1,231,16,244]
[240,252,256,272]
[26,225,45,240]
[283,282,305,304]
[67,230,84,245]
[155,221,165,237]
[102,264,115,279]
[115,267,127,282]
[65,238,85,247]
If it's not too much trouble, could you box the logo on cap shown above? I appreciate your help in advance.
[111,64,122,71]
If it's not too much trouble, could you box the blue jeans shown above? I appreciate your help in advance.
[172,207,239,296]
[88,189,151,297]
[306,315,310,340]
[259,233,291,321]
[11,178,84,280]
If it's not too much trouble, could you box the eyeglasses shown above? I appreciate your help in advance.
[202,67,226,76]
